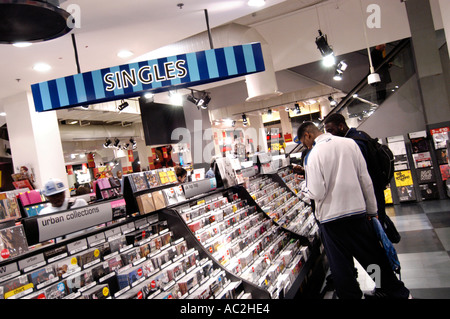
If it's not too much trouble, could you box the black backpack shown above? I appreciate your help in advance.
[352,131,395,188]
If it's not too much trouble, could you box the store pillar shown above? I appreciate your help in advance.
[405,0,450,128]
[438,0,450,60]
[3,91,68,191]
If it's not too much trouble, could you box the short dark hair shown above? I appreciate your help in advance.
[175,166,187,178]
[297,121,318,140]
[323,113,346,126]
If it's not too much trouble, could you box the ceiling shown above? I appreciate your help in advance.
[2,0,436,164]
[0,0,329,120]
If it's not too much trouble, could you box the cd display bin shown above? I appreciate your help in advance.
[0,167,323,300]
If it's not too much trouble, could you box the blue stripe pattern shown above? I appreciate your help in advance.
[31,43,265,112]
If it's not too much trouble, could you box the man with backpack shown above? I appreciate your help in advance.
[298,121,410,299]
[323,113,399,243]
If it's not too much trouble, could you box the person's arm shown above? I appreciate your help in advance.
[302,153,326,201]
[354,143,378,216]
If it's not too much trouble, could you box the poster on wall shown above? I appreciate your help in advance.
[412,152,432,169]
[439,164,450,181]
[436,149,448,165]
[394,170,416,202]
[419,183,439,200]
[387,135,409,171]
[397,185,416,202]
[430,127,449,149]
[416,168,436,183]
[394,170,414,187]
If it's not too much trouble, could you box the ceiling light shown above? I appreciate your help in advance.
[68,120,78,125]
[248,0,265,7]
[333,69,343,81]
[322,54,336,67]
[294,103,301,114]
[113,138,120,148]
[130,138,137,149]
[117,50,134,58]
[353,93,359,98]
[143,92,154,100]
[242,114,248,125]
[315,30,334,64]
[169,91,183,106]
[118,100,129,112]
[0,112,6,116]
[337,61,348,72]
[328,96,337,106]
[197,92,211,109]
[285,107,290,112]
[33,62,51,72]
[103,138,112,148]
[0,0,73,44]
[13,42,32,48]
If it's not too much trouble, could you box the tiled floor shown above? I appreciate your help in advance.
[386,199,450,299]
[323,198,450,299]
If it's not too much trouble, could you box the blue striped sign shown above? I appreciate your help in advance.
[31,42,265,112]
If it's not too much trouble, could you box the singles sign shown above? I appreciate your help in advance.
[31,42,265,112]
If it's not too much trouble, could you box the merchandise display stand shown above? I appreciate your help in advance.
[0,162,326,299]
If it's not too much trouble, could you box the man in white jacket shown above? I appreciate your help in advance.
[298,122,409,299]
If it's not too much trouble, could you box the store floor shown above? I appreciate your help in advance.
[323,198,450,299]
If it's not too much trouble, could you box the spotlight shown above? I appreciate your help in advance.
[118,100,129,112]
[232,120,236,127]
[130,138,137,149]
[81,104,89,109]
[103,138,112,148]
[242,114,248,125]
[337,61,348,72]
[315,30,334,66]
[122,143,130,150]
[197,92,211,109]
[294,103,301,115]
[187,90,199,105]
[169,91,182,106]
[322,54,336,67]
[285,106,290,112]
[113,138,120,148]
[328,96,337,106]
[333,69,343,81]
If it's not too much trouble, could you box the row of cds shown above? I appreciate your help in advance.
[0,216,244,299]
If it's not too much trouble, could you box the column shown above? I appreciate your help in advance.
[438,0,450,59]
[405,0,450,127]
[3,91,68,191]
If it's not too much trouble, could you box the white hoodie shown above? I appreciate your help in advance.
[301,133,378,224]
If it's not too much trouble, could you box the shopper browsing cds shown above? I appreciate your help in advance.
[175,166,187,184]
[298,122,410,299]
[40,179,88,215]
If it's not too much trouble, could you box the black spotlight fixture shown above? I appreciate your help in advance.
[197,92,211,109]
[328,96,337,106]
[103,138,112,148]
[0,0,74,44]
[187,90,211,110]
[186,90,199,105]
[130,138,137,150]
[315,30,335,67]
[294,103,301,115]
[118,100,129,113]
[113,138,120,148]
[242,114,248,126]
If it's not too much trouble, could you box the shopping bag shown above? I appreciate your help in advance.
[372,217,401,277]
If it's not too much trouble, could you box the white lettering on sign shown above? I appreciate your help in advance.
[37,203,113,242]
[103,60,188,91]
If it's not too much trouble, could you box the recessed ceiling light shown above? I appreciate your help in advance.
[117,50,134,58]
[68,120,78,124]
[13,42,32,48]
[33,63,51,72]
[248,0,265,7]
[0,112,6,116]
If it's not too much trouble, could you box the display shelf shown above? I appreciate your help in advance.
[0,208,246,299]
[170,184,315,299]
